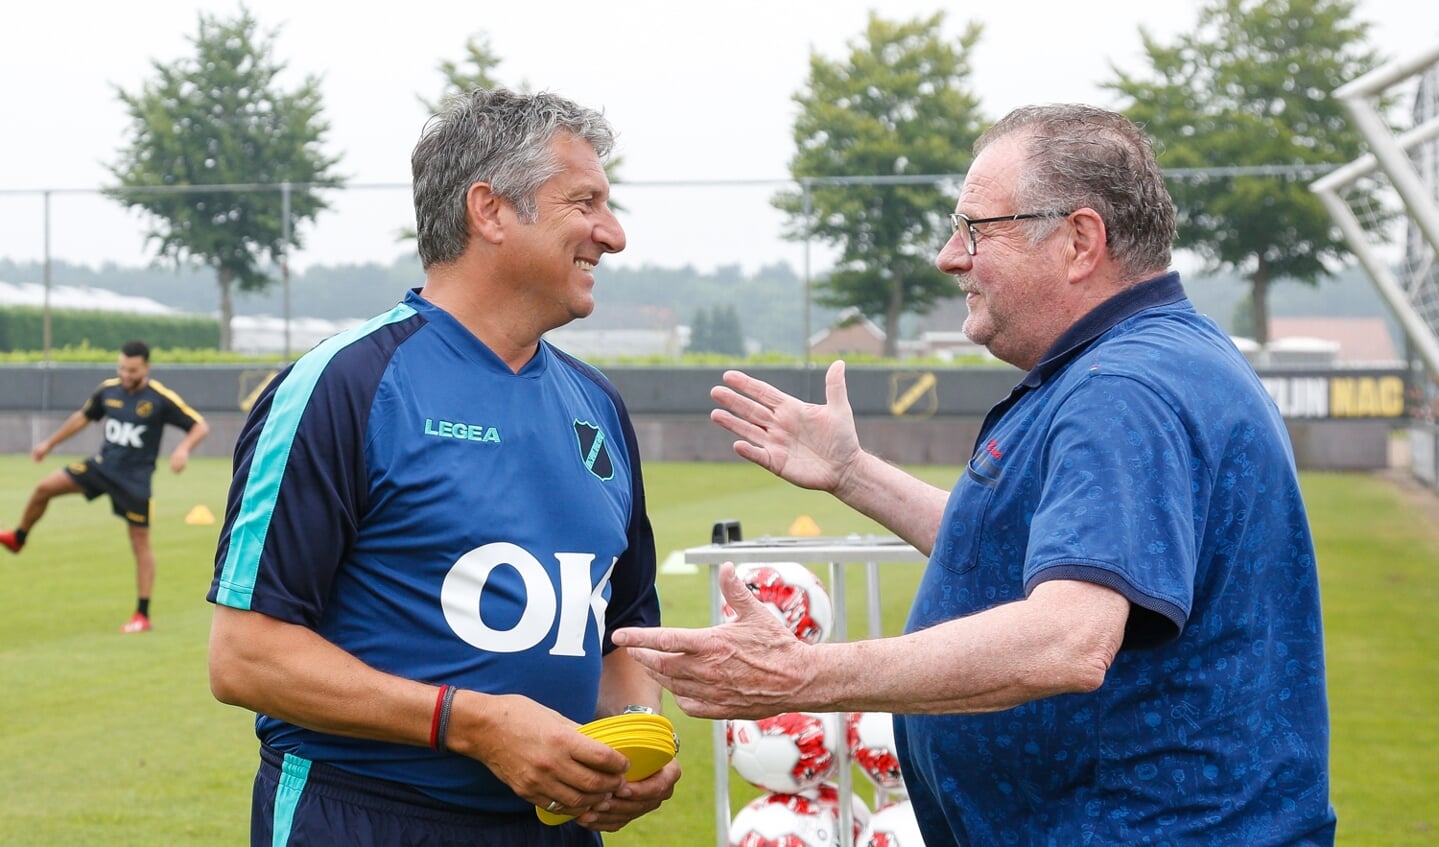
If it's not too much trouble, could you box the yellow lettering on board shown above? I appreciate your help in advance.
[1330,376,1407,418]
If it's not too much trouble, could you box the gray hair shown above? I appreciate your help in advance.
[976,104,1176,280]
[411,88,616,269]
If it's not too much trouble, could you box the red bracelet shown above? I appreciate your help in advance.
[429,685,451,751]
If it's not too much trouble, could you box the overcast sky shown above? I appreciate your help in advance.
[1,0,1436,277]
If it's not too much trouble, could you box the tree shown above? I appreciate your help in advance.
[419,33,509,114]
[689,306,713,354]
[686,304,745,356]
[413,33,625,230]
[1106,0,1384,344]
[773,12,984,357]
[109,7,343,351]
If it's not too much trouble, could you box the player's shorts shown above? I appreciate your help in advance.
[252,744,603,847]
[64,458,151,528]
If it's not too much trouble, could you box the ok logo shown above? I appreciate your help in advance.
[104,419,147,448]
[440,542,615,656]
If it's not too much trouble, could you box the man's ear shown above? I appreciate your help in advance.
[1066,207,1107,282]
[466,182,506,244]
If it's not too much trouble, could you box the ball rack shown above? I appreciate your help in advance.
[683,523,926,847]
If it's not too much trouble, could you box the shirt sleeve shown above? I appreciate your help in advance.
[152,380,205,431]
[209,351,376,627]
[1022,372,1203,649]
[81,385,106,421]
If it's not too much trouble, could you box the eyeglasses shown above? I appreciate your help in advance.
[948,210,1072,256]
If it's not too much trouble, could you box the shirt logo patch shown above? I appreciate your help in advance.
[573,420,614,481]
[105,419,147,448]
[136,400,154,418]
[423,418,502,443]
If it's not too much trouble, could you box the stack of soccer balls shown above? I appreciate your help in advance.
[722,562,925,846]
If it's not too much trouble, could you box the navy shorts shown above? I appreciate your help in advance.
[252,745,603,847]
[65,458,151,527]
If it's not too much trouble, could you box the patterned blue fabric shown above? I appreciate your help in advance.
[897,273,1336,846]
[210,289,659,813]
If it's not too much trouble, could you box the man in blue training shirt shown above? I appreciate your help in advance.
[615,105,1335,846]
[207,89,678,846]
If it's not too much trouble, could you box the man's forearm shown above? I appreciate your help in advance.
[832,451,949,556]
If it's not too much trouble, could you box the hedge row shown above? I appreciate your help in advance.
[0,307,220,353]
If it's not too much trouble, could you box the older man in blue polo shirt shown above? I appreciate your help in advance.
[615,104,1335,847]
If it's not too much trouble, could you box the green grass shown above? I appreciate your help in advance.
[0,458,1435,845]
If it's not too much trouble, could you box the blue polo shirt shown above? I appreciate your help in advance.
[897,273,1335,846]
[209,289,659,812]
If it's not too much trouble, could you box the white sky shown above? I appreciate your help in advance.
[1,0,1436,276]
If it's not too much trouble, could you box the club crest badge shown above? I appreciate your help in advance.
[573,420,614,481]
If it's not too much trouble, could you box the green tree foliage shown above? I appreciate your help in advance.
[688,304,745,356]
[774,12,984,357]
[419,33,509,115]
[411,33,621,234]
[1106,0,1383,344]
[108,7,344,351]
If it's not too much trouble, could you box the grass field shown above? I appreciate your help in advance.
[0,455,1435,845]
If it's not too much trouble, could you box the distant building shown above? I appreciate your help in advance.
[809,307,886,357]
[0,280,176,315]
[0,279,359,355]
[1266,317,1402,366]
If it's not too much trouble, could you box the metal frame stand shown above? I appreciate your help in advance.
[683,534,926,847]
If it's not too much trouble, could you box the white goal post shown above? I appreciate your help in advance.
[1311,43,1439,376]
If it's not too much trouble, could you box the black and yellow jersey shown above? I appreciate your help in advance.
[80,378,204,481]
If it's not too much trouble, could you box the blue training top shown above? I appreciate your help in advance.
[208,289,660,812]
[897,273,1336,846]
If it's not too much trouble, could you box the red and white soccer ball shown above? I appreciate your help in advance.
[729,792,835,847]
[722,561,833,644]
[727,711,841,794]
[795,782,871,845]
[858,799,926,847]
[845,712,906,793]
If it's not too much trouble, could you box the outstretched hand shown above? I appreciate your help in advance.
[612,562,817,720]
[709,360,861,493]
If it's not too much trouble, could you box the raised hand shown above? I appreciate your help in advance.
[709,360,862,493]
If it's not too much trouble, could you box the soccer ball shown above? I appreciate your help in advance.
[858,799,926,847]
[846,712,906,792]
[723,561,833,644]
[727,712,840,793]
[729,792,835,847]
[792,782,871,844]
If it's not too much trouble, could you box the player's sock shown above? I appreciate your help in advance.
[0,528,24,553]
[137,598,150,617]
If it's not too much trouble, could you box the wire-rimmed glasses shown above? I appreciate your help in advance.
[949,210,1072,255]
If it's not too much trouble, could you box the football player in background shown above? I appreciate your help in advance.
[1,339,209,633]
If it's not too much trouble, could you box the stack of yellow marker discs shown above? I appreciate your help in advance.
[536,711,680,825]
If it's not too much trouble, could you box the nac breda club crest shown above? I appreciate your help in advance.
[573,419,614,481]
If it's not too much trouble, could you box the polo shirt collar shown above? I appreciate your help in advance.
[1019,271,1187,388]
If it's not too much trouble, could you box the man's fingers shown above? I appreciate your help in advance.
[824,359,848,407]
[717,562,770,623]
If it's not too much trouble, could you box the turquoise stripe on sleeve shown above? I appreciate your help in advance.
[272,753,313,847]
[214,305,417,609]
